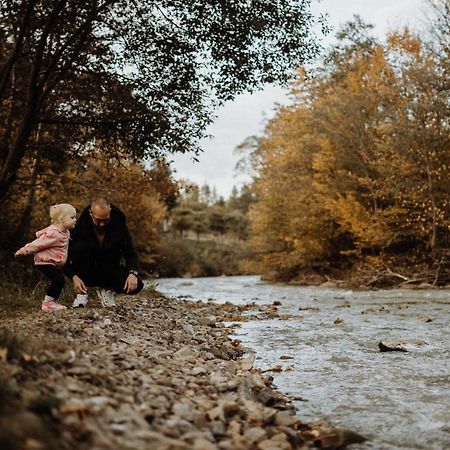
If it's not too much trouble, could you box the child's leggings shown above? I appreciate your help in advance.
[36,265,65,299]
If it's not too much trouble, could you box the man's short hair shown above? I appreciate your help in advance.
[91,198,111,211]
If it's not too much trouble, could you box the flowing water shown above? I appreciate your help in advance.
[155,275,450,450]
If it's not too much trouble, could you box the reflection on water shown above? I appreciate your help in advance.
[155,275,450,450]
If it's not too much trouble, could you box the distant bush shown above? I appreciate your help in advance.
[152,235,252,278]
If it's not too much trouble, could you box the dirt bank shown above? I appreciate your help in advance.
[0,291,364,450]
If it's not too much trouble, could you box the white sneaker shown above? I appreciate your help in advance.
[72,294,88,308]
[96,289,116,307]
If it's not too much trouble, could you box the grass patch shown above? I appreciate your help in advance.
[0,260,75,318]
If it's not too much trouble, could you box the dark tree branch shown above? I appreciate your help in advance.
[0,0,38,100]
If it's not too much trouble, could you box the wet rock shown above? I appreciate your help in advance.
[265,307,279,318]
[362,306,390,314]
[263,364,293,373]
[298,306,320,312]
[378,341,408,352]
[379,339,428,352]
[240,354,255,371]
[312,427,368,449]
[418,314,433,322]
[279,426,305,447]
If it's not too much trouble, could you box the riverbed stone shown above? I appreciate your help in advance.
[244,426,267,442]
[418,314,432,322]
[257,432,291,450]
[378,341,408,352]
[192,437,219,450]
[198,316,217,327]
[274,410,298,426]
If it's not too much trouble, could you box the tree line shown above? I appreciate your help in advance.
[247,10,450,284]
[169,183,255,241]
[153,182,256,277]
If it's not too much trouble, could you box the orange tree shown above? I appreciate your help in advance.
[248,18,449,280]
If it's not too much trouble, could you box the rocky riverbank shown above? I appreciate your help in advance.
[0,290,365,450]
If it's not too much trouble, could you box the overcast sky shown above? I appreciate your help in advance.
[169,0,429,198]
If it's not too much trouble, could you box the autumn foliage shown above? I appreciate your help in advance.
[248,19,450,282]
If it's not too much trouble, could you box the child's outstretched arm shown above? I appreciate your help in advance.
[15,230,61,256]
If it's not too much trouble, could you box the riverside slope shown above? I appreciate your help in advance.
[0,292,364,450]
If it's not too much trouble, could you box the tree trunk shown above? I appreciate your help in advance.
[0,0,37,100]
[0,0,114,201]
[12,126,43,246]
[0,98,41,201]
[0,0,67,201]
[423,145,438,253]
[0,67,16,166]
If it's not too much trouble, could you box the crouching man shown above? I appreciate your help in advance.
[64,198,144,307]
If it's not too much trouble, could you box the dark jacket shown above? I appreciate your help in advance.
[64,204,139,278]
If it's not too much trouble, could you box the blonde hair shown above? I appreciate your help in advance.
[50,203,76,225]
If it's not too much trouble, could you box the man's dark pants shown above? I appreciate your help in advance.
[70,241,144,294]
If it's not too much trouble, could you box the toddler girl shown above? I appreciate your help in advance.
[15,203,77,311]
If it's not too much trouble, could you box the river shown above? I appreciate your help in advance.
[155,275,450,450]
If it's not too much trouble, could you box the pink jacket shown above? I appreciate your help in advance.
[19,225,70,267]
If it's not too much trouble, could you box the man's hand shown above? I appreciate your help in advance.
[124,273,138,293]
[72,275,88,294]
[15,248,27,257]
